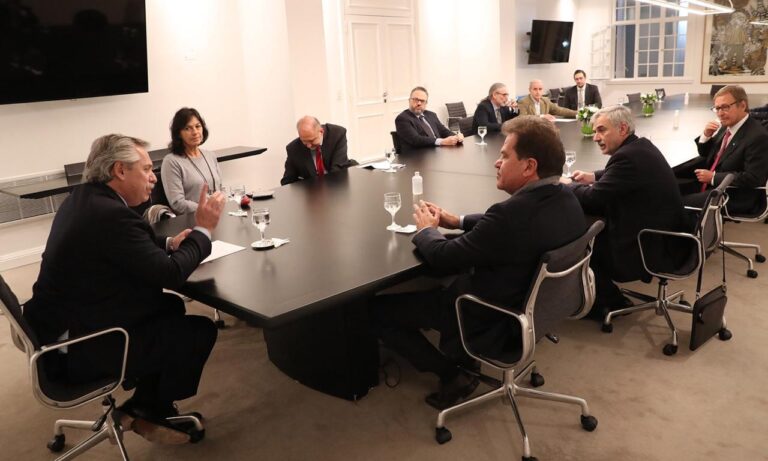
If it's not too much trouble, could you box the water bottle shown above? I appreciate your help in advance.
[684,92,689,105]
[673,110,680,129]
[412,171,423,202]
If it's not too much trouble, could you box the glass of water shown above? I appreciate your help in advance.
[477,126,487,146]
[251,207,273,249]
[232,185,246,204]
[384,192,401,231]
[385,148,397,172]
[564,150,576,178]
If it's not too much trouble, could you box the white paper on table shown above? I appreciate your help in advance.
[200,240,246,264]
[553,118,577,123]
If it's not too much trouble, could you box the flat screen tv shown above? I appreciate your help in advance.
[0,0,148,105]
[528,20,573,65]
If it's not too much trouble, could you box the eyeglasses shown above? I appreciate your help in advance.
[711,101,740,113]
[494,92,509,97]
[410,97,427,104]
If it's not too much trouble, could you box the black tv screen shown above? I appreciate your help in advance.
[528,20,573,64]
[0,0,148,105]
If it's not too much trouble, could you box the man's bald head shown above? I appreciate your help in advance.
[297,116,324,149]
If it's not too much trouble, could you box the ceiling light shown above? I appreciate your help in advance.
[636,0,734,15]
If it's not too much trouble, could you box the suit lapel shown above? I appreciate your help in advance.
[303,147,317,178]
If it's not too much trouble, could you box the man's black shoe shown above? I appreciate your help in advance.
[425,370,480,410]
[116,399,200,445]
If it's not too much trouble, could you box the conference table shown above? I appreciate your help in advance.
[152,94,745,398]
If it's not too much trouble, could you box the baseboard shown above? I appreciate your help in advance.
[0,246,44,272]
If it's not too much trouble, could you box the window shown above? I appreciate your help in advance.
[613,0,687,79]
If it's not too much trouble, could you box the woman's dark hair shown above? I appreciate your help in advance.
[169,107,209,155]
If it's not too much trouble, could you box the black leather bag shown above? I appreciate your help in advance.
[689,285,727,351]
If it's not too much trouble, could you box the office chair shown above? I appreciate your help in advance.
[602,175,735,356]
[445,102,467,132]
[710,85,725,97]
[626,92,641,103]
[548,88,561,102]
[0,275,205,460]
[435,221,604,461]
[458,116,474,137]
[655,88,666,101]
[720,180,768,278]
[390,131,403,154]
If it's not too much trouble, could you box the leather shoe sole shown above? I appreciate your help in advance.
[117,412,190,445]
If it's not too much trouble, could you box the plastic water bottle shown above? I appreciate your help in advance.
[412,171,423,202]
[673,110,680,129]
[684,92,689,105]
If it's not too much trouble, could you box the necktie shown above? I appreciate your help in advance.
[418,115,436,138]
[578,87,584,108]
[702,129,731,192]
[315,147,325,176]
[494,107,502,124]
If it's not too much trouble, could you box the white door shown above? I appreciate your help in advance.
[345,14,416,160]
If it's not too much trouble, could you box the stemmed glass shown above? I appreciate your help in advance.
[251,208,274,249]
[564,150,576,178]
[477,126,487,146]
[384,148,398,173]
[384,192,401,231]
[232,185,246,204]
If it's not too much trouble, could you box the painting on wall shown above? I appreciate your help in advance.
[701,0,768,83]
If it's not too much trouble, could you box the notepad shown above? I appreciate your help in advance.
[201,240,246,264]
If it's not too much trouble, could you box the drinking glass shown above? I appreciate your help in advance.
[220,184,231,200]
[477,126,487,146]
[384,192,402,231]
[564,150,576,178]
[232,185,245,204]
[251,207,273,248]
[384,148,397,173]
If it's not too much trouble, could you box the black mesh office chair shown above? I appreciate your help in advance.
[710,85,725,97]
[445,102,468,132]
[721,181,768,278]
[655,88,666,100]
[602,175,735,355]
[0,275,205,459]
[548,88,561,103]
[626,92,641,103]
[434,221,604,461]
[390,131,403,154]
[458,116,474,137]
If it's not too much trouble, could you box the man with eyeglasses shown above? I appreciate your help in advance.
[673,85,768,213]
[395,86,463,152]
[471,82,519,135]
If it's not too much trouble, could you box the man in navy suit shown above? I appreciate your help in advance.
[563,70,603,110]
[471,82,519,134]
[395,86,463,152]
[281,116,351,185]
[374,116,586,410]
[673,85,768,214]
[24,134,226,444]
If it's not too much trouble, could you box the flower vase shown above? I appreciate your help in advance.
[580,121,594,137]
[642,103,654,117]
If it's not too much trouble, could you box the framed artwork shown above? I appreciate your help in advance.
[701,0,768,83]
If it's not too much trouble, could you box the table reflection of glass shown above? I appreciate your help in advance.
[384,192,401,231]
[251,207,274,249]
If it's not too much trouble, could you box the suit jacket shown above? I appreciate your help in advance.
[676,116,768,213]
[281,123,350,185]
[517,95,578,118]
[24,182,211,346]
[563,83,603,111]
[570,135,684,282]
[395,109,453,151]
[471,99,518,134]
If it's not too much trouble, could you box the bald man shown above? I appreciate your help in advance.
[518,79,577,121]
[281,116,350,185]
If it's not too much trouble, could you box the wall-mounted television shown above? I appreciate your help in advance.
[0,0,148,105]
[528,20,573,65]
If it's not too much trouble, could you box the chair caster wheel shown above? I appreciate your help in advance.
[601,323,613,333]
[756,254,765,263]
[581,415,598,431]
[747,269,758,278]
[530,372,545,387]
[719,328,733,341]
[189,428,205,444]
[214,320,226,329]
[663,344,678,356]
[435,427,452,444]
[47,434,65,452]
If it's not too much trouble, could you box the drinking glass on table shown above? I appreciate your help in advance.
[477,125,487,146]
[384,192,402,231]
[564,150,576,178]
[220,184,231,200]
[232,185,246,204]
[251,207,273,248]
[384,148,398,173]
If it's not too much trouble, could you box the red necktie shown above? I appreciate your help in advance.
[315,147,325,176]
[702,129,731,192]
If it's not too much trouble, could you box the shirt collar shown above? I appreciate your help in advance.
[511,175,560,197]
[726,113,749,138]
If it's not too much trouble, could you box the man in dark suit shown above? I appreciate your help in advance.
[395,86,463,152]
[281,116,351,185]
[24,134,226,444]
[673,85,768,214]
[563,69,603,110]
[471,82,518,134]
[565,106,684,311]
[374,116,587,410]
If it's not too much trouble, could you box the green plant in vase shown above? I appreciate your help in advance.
[640,92,657,117]
[577,105,599,136]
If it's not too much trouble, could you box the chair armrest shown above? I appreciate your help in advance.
[637,228,702,280]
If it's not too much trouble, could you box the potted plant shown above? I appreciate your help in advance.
[577,105,599,136]
[640,93,657,117]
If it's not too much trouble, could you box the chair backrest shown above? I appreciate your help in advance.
[655,88,666,100]
[710,84,725,97]
[523,220,605,343]
[390,131,402,154]
[626,92,641,103]
[458,116,474,137]
[445,102,467,119]
[0,275,40,356]
[548,88,560,101]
